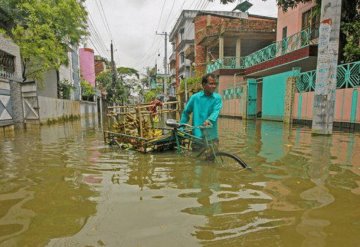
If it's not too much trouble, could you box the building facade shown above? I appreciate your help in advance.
[79,48,96,87]
[0,34,24,128]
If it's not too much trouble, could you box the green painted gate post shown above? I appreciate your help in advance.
[284,76,296,124]
[350,89,358,123]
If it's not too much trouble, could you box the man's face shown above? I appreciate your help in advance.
[203,77,217,95]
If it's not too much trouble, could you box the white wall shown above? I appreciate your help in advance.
[37,96,97,123]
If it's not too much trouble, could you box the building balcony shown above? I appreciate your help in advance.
[185,44,194,61]
[169,68,176,77]
[176,39,193,52]
[206,28,317,76]
[169,52,176,63]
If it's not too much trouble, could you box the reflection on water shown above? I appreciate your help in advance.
[0,117,359,246]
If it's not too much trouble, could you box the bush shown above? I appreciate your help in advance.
[80,80,95,101]
[58,79,75,99]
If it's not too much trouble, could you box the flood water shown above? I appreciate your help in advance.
[0,117,359,247]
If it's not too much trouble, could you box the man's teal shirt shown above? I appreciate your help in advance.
[180,91,223,140]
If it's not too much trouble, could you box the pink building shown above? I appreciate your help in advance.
[79,48,96,87]
[276,1,317,42]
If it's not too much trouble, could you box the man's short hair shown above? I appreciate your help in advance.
[202,73,216,85]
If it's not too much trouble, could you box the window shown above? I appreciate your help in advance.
[282,26,287,40]
[179,28,184,41]
[302,8,320,39]
[282,26,288,53]
[0,50,15,73]
[180,52,185,64]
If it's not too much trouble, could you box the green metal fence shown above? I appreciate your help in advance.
[207,28,312,73]
[296,61,360,92]
[222,87,243,100]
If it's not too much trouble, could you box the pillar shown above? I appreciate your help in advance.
[10,80,24,128]
[219,36,224,61]
[312,0,342,135]
[284,77,296,124]
[236,38,241,67]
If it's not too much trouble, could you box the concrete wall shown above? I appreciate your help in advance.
[37,96,97,123]
[218,75,246,118]
[38,96,80,122]
[37,70,58,98]
[80,101,97,116]
[293,88,360,123]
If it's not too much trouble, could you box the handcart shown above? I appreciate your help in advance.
[104,101,180,153]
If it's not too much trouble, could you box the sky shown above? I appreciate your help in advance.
[84,0,278,75]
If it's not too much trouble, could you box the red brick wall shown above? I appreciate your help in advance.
[195,15,276,45]
[95,60,105,76]
[194,14,276,76]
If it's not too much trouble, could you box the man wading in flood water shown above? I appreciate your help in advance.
[179,73,223,154]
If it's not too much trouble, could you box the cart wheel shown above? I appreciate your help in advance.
[214,151,249,169]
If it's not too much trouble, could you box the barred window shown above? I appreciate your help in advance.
[0,50,15,73]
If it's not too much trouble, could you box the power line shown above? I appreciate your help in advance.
[156,0,167,31]
[161,0,176,31]
[88,23,109,58]
[95,0,113,41]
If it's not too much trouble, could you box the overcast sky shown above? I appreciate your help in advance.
[84,0,278,75]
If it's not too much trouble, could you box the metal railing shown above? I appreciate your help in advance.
[222,87,243,100]
[207,28,313,73]
[0,69,14,79]
[296,61,360,92]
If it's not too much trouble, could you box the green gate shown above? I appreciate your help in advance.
[247,79,257,119]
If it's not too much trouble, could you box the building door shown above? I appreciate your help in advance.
[247,79,257,119]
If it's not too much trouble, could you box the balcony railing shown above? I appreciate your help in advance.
[296,61,360,92]
[0,69,14,79]
[206,28,313,73]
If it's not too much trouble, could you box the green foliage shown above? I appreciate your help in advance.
[0,0,88,82]
[342,21,360,62]
[180,76,202,93]
[144,90,157,103]
[80,80,95,101]
[96,67,139,104]
[58,79,74,100]
[116,67,139,79]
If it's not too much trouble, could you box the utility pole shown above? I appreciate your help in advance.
[156,31,168,97]
[312,0,342,135]
[110,41,117,104]
[156,31,168,75]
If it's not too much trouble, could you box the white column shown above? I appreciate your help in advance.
[219,36,224,61]
[236,38,241,67]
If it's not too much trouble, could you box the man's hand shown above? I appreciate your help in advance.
[203,120,211,126]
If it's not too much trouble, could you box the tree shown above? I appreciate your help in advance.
[96,67,140,104]
[0,0,88,82]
